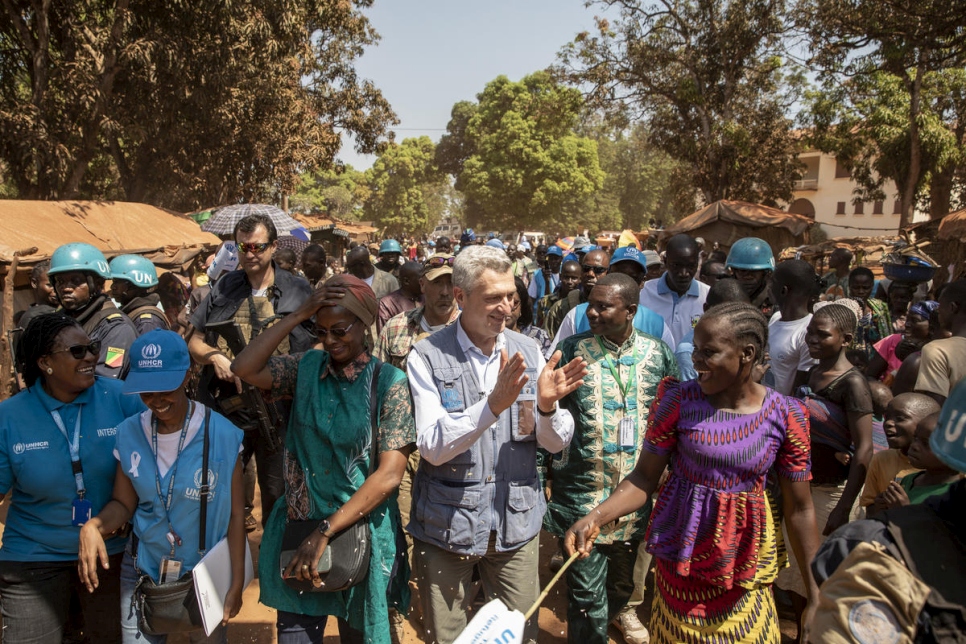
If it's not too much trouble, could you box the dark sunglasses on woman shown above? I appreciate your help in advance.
[50,341,102,360]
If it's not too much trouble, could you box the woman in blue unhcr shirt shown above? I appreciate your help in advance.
[0,313,145,643]
[77,330,246,644]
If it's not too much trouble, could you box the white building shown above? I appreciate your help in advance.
[785,149,927,238]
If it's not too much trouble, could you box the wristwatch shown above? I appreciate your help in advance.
[317,519,335,539]
[538,403,556,417]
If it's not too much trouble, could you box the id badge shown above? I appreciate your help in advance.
[619,416,635,448]
[159,557,183,583]
[71,498,92,526]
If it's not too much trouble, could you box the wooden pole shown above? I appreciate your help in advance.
[0,247,38,401]
[0,255,20,401]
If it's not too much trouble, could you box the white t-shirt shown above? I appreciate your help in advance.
[767,314,816,396]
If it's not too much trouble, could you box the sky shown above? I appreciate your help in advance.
[337,0,604,170]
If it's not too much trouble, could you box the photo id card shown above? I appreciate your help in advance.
[619,416,635,448]
[159,557,183,583]
[71,498,92,526]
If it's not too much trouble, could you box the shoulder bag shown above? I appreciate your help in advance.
[279,360,382,593]
[134,408,211,635]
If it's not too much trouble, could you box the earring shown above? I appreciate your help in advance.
[46,367,53,374]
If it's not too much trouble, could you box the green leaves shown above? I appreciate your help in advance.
[439,71,604,232]
[0,0,397,210]
[363,136,450,236]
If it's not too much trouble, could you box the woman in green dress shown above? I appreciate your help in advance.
[232,274,414,644]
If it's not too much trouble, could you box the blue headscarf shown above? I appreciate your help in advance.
[909,300,939,320]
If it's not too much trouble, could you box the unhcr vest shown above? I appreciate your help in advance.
[409,325,545,556]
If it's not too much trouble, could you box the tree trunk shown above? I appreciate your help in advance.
[900,65,924,229]
[930,164,954,220]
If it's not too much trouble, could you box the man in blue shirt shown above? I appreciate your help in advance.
[641,234,709,347]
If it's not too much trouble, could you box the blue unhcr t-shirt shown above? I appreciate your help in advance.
[0,378,145,561]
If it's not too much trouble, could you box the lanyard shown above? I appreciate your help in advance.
[595,336,638,410]
[50,409,85,499]
[150,402,194,548]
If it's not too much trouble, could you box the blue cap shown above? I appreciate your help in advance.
[546,246,564,257]
[579,245,597,254]
[932,377,966,472]
[123,330,191,394]
[611,246,646,269]
[485,238,506,250]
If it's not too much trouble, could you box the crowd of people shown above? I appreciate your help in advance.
[0,215,964,644]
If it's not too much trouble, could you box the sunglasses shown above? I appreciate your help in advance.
[424,256,455,269]
[237,242,272,254]
[317,321,356,339]
[50,341,102,360]
[581,265,608,275]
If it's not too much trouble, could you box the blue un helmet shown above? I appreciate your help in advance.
[725,238,775,271]
[48,243,112,280]
[109,254,159,288]
[932,378,966,473]
[379,239,402,255]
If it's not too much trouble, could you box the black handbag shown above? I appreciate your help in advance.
[279,360,382,593]
[134,408,211,636]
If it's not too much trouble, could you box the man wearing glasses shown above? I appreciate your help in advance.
[543,249,610,338]
[187,213,314,526]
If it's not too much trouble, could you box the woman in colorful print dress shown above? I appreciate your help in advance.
[565,302,821,643]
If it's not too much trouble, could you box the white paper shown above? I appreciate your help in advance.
[452,599,525,644]
[192,537,254,636]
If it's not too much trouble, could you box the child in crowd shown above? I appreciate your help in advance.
[875,411,964,510]
[862,392,940,515]
[867,379,894,453]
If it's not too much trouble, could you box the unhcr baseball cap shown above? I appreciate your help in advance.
[932,377,966,472]
[611,246,647,269]
[123,330,191,394]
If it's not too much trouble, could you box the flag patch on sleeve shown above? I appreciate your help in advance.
[104,347,125,368]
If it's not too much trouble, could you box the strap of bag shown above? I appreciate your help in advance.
[198,407,211,554]
[367,360,383,478]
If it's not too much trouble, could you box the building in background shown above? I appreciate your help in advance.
[786,149,928,238]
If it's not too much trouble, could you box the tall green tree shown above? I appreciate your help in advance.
[0,0,396,210]
[558,0,805,207]
[583,121,682,228]
[799,0,966,226]
[290,165,370,220]
[364,136,447,236]
[436,72,605,232]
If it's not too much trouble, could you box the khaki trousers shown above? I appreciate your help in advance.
[412,533,540,644]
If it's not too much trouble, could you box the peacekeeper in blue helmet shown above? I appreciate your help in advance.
[47,243,138,378]
[725,237,776,317]
[375,238,403,278]
[108,255,170,336]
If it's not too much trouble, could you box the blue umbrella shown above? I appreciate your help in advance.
[200,204,301,237]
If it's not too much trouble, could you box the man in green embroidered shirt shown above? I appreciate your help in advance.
[546,272,678,644]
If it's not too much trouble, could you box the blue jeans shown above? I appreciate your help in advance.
[276,611,364,644]
[0,554,123,644]
[120,549,226,644]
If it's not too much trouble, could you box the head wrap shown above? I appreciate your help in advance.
[909,300,939,320]
[326,274,377,328]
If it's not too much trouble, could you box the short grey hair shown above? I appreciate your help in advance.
[453,245,512,293]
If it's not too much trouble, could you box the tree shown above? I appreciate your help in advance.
[804,68,966,220]
[364,136,448,236]
[436,72,605,232]
[583,120,682,228]
[290,165,370,220]
[800,0,966,226]
[557,0,805,207]
[0,0,396,210]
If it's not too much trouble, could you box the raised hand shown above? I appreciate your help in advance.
[487,350,529,417]
[537,351,588,412]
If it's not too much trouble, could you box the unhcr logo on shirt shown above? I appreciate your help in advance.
[13,441,49,454]
[138,342,164,368]
[184,467,218,501]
